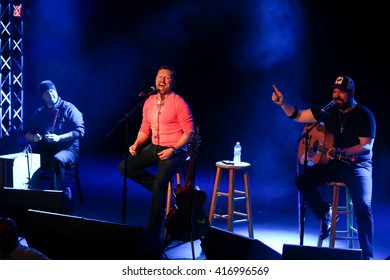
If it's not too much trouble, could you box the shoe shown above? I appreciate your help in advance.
[319,208,336,240]
[319,211,331,240]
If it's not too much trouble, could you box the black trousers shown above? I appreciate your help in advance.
[118,143,187,239]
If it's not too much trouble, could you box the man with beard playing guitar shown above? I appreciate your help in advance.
[271,76,376,260]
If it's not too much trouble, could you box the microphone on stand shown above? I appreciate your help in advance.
[139,86,157,97]
[320,100,336,114]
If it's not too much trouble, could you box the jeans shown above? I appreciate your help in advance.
[117,143,187,239]
[295,160,374,260]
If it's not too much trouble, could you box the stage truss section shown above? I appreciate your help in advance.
[0,0,23,138]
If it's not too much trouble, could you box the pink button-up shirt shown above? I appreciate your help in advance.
[139,93,194,147]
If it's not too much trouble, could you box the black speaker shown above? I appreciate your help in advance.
[24,209,163,260]
[200,226,281,260]
[282,244,362,260]
[0,187,73,232]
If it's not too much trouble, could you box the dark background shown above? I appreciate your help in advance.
[20,1,389,208]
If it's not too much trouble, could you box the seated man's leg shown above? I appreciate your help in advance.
[117,144,159,192]
[147,150,187,238]
[50,150,77,190]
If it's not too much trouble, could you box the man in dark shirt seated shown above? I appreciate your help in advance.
[24,80,85,191]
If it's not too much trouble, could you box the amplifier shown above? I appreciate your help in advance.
[0,152,40,189]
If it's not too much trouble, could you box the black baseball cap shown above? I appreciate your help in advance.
[332,76,355,92]
[39,80,56,94]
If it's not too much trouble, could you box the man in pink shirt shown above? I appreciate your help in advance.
[118,65,194,240]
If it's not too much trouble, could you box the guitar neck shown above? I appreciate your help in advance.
[184,126,200,188]
[298,124,357,166]
[185,150,196,187]
[313,141,357,163]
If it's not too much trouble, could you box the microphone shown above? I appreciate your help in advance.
[321,100,336,114]
[139,86,157,97]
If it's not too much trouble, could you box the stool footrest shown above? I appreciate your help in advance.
[216,191,247,198]
[212,211,248,218]
[211,214,249,223]
[232,219,250,224]
[212,214,229,220]
[234,211,248,217]
[335,230,358,234]
[216,192,229,197]
[234,190,245,195]
[337,210,354,215]
[338,228,358,234]
[335,237,359,240]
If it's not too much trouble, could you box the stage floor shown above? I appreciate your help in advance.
[3,154,389,260]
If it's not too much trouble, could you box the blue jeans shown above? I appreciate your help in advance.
[117,143,187,239]
[296,160,374,260]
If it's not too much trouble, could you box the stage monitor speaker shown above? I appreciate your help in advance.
[24,209,163,260]
[282,244,362,260]
[0,187,73,233]
[200,226,281,260]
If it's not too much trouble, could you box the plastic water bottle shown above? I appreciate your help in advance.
[65,187,72,200]
[233,142,241,164]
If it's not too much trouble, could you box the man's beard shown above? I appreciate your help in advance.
[335,99,353,110]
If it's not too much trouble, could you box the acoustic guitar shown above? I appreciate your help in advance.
[297,123,358,166]
[164,126,209,242]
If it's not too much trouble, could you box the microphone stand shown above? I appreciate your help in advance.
[25,145,31,189]
[106,95,149,224]
[296,112,329,245]
[296,125,312,245]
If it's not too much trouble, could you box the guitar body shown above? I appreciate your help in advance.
[165,185,209,242]
[164,126,209,242]
[298,123,333,166]
[298,123,357,166]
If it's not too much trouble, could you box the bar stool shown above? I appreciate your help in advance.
[40,160,84,202]
[208,161,253,238]
[317,181,358,248]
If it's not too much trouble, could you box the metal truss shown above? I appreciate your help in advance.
[1,0,23,138]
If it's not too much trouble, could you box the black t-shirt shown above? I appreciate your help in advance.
[311,103,376,162]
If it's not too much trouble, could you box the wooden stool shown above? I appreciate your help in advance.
[317,182,358,248]
[208,161,253,238]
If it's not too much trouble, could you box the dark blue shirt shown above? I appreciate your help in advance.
[24,97,85,154]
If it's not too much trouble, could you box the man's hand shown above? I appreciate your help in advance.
[271,84,284,105]
[129,145,139,156]
[157,148,175,160]
[45,133,60,143]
